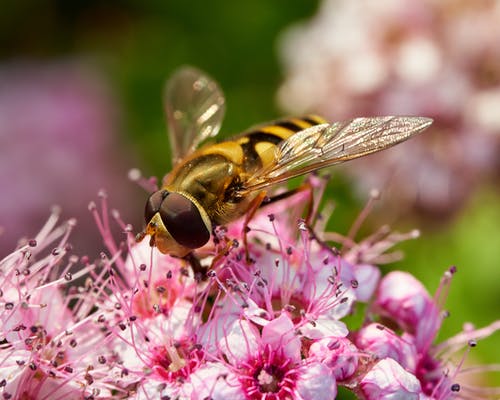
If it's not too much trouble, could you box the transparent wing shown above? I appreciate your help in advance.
[164,66,226,165]
[239,116,432,194]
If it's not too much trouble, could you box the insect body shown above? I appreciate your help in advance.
[138,67,432,257]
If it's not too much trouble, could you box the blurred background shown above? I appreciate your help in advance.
[1,0,498,378]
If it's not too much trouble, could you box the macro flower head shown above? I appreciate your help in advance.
[0,207,136,399]
[369,269,500,399]
[1,179,498,399]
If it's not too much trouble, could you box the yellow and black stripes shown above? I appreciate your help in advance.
[236,115,327,172]
[164,115,327,202]
[179,115,327,172]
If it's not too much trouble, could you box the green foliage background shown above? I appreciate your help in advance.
[2,0,498,379]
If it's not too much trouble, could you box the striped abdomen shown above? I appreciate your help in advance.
[163,115,326,223]
[234,115,327,174]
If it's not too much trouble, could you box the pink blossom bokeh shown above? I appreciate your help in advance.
[278,0,500,221]
[0,61,142,256]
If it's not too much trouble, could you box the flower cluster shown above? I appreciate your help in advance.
[278,0,500,220]
[1,181,498,399]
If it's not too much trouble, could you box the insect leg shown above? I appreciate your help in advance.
[242,191,268,263]
[183,252,208,281]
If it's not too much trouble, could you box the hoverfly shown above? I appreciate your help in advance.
[137,66,432,258]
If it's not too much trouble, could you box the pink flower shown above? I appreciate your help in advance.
[209,179,356,335]
[372,268,500,399]
[308,336,359,381]
[182,362,243,400]
[355,323,417,373]
[360,358,422,400]
[2,177,498,398]
[215,314,338,399]
[90,195,212,395]
[278,0,500,220]
[0,209,131,398]
[374,270,441,350]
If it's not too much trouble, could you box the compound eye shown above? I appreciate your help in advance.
[159,193,210,249]
[145,190,168,223]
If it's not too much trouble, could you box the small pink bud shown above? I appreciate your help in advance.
[375,271,444,352]
[355,323,417,372]
[360,358,422,400]
[309,337,359,381]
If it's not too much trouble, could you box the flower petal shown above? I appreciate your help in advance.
[262,313,301,362]
[360,358,422,400]
[296,362,337,400]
